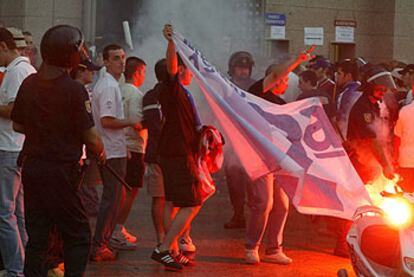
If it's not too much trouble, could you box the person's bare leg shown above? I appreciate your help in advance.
[159,206,201,252]
[116,187,139,225]
[164,202,179,231]
[151,196,166,244]
[182,227,190,239]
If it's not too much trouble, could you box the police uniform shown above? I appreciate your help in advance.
[11,71,94,276]
[347,92,382,183]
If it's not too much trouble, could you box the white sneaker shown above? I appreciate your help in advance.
[263,251,292,265]
[179,236,196,252]
[110,230,137,251]
[120,226,137,243]
[245,248,260,264]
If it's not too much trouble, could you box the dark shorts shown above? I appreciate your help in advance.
[160,156,201,207]
[125,152,145,188]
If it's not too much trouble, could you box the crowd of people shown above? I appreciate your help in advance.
[0,20,413,277]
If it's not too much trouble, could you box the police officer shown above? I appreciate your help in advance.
[331,65,397,258]
[223,51,256,229]
[11,25,105,277]
[347,64,396,183]
[228,51,256,91]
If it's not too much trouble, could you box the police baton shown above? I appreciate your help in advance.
[101,162,132,191]
[85,158,132,191]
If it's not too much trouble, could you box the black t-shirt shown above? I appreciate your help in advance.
[347,93,379,141]
[158,75,200,157]
[11,73,94,162]
[296,89,335,119]
[248,78,286,105]
[143,82,164,163]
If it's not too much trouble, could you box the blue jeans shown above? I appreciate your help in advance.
[0,150,26,277]
[93,158,126,249]
[245,173,289,254]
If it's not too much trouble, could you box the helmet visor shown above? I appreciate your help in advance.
[367,72,397,91]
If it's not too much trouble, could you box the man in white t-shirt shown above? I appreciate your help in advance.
[394,90,414,192]
[90,44,141,262]
[110,56,147,250]
[0,27,36,277]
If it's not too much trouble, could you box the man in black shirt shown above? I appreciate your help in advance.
[244,49,313,265]
[11,25,105,277]
[248,63,287,105]
[150,24,201,271]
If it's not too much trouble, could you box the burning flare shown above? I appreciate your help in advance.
[365,175,413,228]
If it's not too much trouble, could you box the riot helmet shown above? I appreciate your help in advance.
[40,25,84,68]
[228,51,254,77]
[360,64,396,93]
[355,57,368,69]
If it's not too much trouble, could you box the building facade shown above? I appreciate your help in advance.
[1,0,413,64]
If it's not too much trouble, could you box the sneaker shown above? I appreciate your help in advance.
[151,248,183,271]
[90,246,118,262]
[245,248,260,264]
[120,226,137,243]
[174,252,196,266]
[179,236,196,253]
[263,252,292,265]
[224,217,246,229]
[109,234,137,251]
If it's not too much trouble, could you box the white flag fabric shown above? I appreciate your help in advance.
[173,33,371,219]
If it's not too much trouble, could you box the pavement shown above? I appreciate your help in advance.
[85,181,356,277]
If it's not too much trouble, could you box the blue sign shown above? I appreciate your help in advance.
[265,13,286,26]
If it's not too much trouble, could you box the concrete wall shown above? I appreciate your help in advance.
[1,0,413,64]
[393,0,414,63]
[264,0,400,63]
[0,0,83,49]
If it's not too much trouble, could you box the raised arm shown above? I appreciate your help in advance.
[262,46,315,93]
[163,24,178,76]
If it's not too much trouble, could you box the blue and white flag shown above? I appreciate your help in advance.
[173,32,371,219]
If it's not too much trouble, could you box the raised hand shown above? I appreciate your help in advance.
[163,24,173,41]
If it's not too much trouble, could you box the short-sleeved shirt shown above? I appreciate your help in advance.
[248,78,286,105]
[11,72,94,162]
[92,71,127,159]
[120,83,147,154]
[347,93,379,141]
[158,75,201,158]
[394,101,414,167]
[143,82,164,164]
[0,56,36,151]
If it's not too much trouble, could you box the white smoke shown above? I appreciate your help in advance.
[129,0,265,92]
